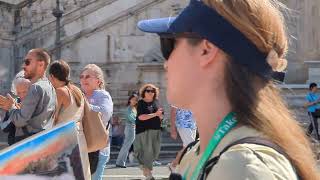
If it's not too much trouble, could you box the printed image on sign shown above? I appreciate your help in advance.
[0,121,86,180]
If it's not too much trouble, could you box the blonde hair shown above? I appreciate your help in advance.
[204,0,288,71]
[81,64,106,90]
[201,0,319,179]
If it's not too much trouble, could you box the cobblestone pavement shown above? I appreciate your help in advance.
[104,163,171,180]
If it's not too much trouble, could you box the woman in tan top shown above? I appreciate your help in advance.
[137,0,319,179]
[48,60,83,124]
[48,60,91,179]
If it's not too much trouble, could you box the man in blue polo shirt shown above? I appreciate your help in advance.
[305,82,320,140]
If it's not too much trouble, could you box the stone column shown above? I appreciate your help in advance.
[0,3,15,93]
[304,61,320,84]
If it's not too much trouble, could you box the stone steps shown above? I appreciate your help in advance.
[47,0,167,50]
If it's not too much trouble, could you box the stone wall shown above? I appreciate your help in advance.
[284,0,320,83]
[0,2,15,93]
[2,0,317,84]
[0,0,319,116]
[0,0,188,114]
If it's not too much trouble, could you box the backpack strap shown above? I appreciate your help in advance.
[199,136,297,180]
[178,138,200,164]
[169,139,200,180]
[221,137,289,159]
[106,120,111,130]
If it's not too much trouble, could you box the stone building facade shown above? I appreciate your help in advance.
[283,0,320,84]
[0,0,319,118]
[0,0,188,114]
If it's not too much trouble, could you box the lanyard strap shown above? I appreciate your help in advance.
[188,112,237,179]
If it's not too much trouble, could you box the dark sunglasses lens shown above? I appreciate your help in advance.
[146,90,155,93]
[24,60,30,66]
[80,75,90,79]
[160,38,174,60]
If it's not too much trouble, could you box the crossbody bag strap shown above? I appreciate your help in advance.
[178,139,200,164]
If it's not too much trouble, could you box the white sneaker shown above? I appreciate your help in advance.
[128,152,134,163]
[153,160,161,166]
[145,175,155,180]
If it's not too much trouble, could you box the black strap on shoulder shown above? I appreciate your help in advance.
[169,139,200,180]
[199,136,296,180]
[220,137,289,159]
[178,139,200,164]
[106,120,110,130]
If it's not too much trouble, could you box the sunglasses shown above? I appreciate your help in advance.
[145,89,155,93]
[80,74,94,79]
[24,59,31,66]
[160,33,202,60]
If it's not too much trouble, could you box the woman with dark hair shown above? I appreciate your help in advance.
[134,84,163,179]
[305,82,320,140]
[137,0,319,179]
[116,93,138,168]
[49,60,83,125]
[48,60,90,179]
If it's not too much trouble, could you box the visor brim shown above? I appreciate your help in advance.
[137,17,176,34]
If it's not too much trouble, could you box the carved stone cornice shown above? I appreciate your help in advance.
[136,62,164,72]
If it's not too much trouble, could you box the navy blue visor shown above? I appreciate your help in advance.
[138,0,273,78]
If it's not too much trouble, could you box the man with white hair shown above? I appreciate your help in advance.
[14,78,31,102]
[0,77,32,145]
[0,48,56,136]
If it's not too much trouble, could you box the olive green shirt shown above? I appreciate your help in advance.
[177,126,298,180]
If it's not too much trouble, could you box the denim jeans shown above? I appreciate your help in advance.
[307,112,320,140]
[92,138,111,180]
[116,123,135,166]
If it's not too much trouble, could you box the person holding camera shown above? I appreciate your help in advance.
[134,84,163,180]
[0,77,31,145]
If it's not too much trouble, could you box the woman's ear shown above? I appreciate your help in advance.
[49,74,54,81]
[98,80,103,88]
[199,40,219,68]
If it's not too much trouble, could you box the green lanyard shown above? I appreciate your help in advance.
[184,112,237,180]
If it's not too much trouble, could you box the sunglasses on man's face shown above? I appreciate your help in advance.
[160,33,202,60]
[24,59,31,66]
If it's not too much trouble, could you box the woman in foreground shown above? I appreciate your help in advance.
[138,0,319,179]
